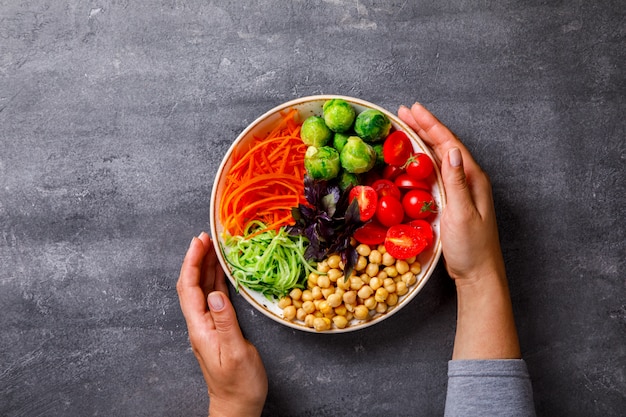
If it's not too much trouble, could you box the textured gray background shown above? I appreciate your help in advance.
[1,1,624,416]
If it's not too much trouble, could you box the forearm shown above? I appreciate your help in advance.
[452,272,521,360]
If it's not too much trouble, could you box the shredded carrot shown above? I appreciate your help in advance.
[220,109,308,237]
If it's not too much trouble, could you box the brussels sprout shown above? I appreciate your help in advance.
[304,145,340,180]
[354,109,391,142]
[301,116,332,147]
[339,136,376,174]
[323,99,356,133]
[338,171,359,191]
[333,132,349,153]
[372,143,385,167]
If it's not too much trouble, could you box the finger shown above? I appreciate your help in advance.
[197,232,215,295]
[177,237,212,329]
[207,291,247,352]
[442,148,476,215]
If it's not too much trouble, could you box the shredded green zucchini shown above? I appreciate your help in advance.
[223,221,319,299]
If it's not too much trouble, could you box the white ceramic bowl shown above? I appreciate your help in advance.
[210,95,446,333]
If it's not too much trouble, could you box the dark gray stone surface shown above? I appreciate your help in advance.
[1,1,624,416]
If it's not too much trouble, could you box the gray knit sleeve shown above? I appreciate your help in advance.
[444,359,536,417]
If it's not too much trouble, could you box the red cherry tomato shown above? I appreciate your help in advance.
[383,131,414,166]
[405,153,434,180]
[349,185,378,221]
[407,219,434,247]
[371,179,401,200]
[353,221,387,245]
[384,224,429,259]
[382,164,403,181]
[394,174,430,191]
[375,195,404,227]
[402,189,437,219]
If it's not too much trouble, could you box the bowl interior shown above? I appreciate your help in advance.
[210,95,445,333]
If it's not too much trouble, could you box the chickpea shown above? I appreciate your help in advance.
[382,252,395,266]
[368,249,382,265]
[327,254,341,269]
[402,272,417,286]
[317,274,331,289]
[410,261,421,275]
[318,301,332,315]
[386,293,399,306]
[307,272,319,287]
[332,315,349,329]
[304,314,316,328]
[292,299,303,309]
[321,287,334,299]
[366,263,379,278]
[377,244,386,254]
[327,268,342,282]
[406,256,416,264]
[336,276,351,290]
[376,270,388,281]
[355,255,368,271]
[396,281,408,296]
[289,288,303,301]
[383,278,396,293]
[356,244,371,256]
[283,305,297,320]
[354,305,370,320]
[395,260,410,275]
[369,277,382,291]
[363,296,377,310]
[344,302,356,312]
[343,290,357,305]
[334,305,348,316]
[296,307,307,321]
[302,300,316,314]
[311,286,323,300]
[277,297,292,309]
[313,317,331,331]
[349,276,364,291]
[375,287,389,302]
[327,293,343,308]
[357,285,374,300]
[384,265,398,278]
[317,260,330,273]
[376,302,388,314]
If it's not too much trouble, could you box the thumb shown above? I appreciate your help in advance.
[207,291,246,346]
[442,147,474,212]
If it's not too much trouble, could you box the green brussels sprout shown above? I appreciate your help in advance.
[338,171,359,191]
[354,109,391,142]
[304,145,340,180]
[301,116,332,147]
[323,99,356,133]
[372,143,385,167]
[339,136,376,174]
[332,132,350,153]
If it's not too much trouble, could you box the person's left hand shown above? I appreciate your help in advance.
[177,232,267,417]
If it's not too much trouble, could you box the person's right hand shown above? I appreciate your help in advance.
[398,103,506,287]
[399,103,521,360]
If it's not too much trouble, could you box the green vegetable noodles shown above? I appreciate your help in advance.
[223,222,319,299]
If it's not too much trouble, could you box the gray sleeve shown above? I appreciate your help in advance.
[444,359,536,417]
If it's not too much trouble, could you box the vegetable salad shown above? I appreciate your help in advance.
[220,98,438,331]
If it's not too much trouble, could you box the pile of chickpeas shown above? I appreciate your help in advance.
[278,242,422,331]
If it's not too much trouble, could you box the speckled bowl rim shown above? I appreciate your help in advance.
[210,95,446,333]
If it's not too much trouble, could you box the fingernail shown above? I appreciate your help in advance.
[189,236,197,248]
[449,147,462,167]
[208,292,225,311]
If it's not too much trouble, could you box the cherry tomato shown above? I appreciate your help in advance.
[353,221,387,245]
[384,224,429,259]
[383,131,413,166]
[382,164,403,181]
[405,153,434,180]
[375,195,404,227]
[394,174,430,191]
[371,179,401,200]
[407,219,434,246]
[402,189,437,219]
[349,185,378,221]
